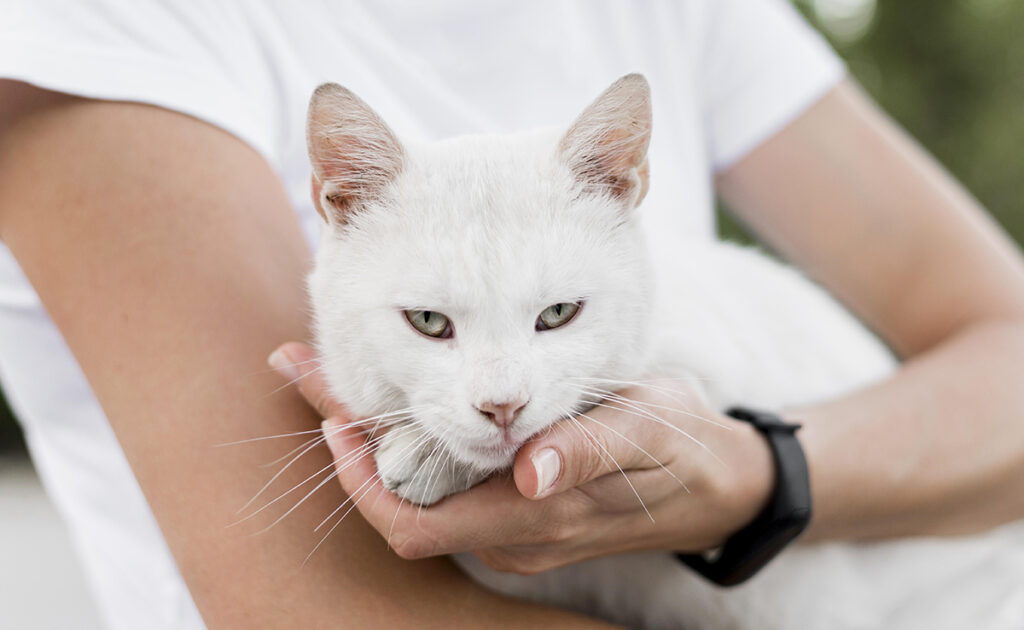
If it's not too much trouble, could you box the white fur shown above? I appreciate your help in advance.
[307,76,1024,629]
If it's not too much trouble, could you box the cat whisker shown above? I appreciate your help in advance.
[570,375,711,395]
[565,414,655,523]
[234,408,423,518]
[571,375,718,386]
[252,415,402,480]
[252,355,325,376]
[261,363,328,399]
[578,386,732,431]
[559,410,612,480]
[575,394,727,469]
[577,381,729,432]
[258,433,330,469]
[558,406,628,484]
[234,426,341,516]
[283,424,431,531]
[304,469,386,566]
[215,405,423,449]
[231,427,402,529]
[245,431,396,535]
[572,378,699,411]
[214,426,327,447]
[561,413,606,467]
[312,469,380,534]
[256,353,355,399]
[574,410,690,493]
[362,405,419,439]
[313,429,435,533]
[414,440,447,522]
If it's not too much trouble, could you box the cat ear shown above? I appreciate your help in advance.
[306,83,404,225]
[559,73,652,208]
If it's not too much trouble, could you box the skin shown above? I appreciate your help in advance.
[3,70,1023,621]
[724,81,1024,541]
[273,79,1024,573]
[0,81,615,629]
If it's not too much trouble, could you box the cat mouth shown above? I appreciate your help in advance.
[466,441,521,458]
[459,439,523,468]
[462,406,591,463]
[455,404,599,467]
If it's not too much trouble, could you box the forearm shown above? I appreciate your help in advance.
[716,80,1024,543]
[0,84,612,629]
[794,319,1024,541]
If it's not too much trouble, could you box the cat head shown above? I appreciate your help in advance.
[306,74,655,471]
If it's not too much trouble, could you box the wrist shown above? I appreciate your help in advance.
[718,418,776,543]
[679,408,812,586]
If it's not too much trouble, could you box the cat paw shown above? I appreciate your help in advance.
[374,426,486,506]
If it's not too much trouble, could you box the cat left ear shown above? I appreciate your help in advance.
[306,83,404,225]
[559,73,652,209]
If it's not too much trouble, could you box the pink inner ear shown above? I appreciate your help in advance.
[310,173,328,222]
[314,139,402,221]
[306,83,405,224]
[571,127,650,200]
[312,133,395,187]
[559,74,652,205]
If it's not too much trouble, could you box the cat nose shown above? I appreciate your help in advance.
[475,399,529,429]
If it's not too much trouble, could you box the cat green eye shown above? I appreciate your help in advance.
[536,302,581,331]
[404,309,453,339]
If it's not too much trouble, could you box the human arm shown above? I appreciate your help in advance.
[717,79,1024,540]
[0,81,615,628]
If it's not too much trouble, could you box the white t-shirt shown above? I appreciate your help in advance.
[0,2,842,628]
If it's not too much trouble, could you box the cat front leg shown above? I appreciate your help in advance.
[374,423,488,506]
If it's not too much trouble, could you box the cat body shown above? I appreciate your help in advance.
[453,238,1024,630]
[306,75,1024,629]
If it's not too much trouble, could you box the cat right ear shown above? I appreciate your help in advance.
[559,73,652,209]
[306,83,404,225]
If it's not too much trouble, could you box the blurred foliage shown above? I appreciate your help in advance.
[3,2,1024,450]
[722,0,1024,244]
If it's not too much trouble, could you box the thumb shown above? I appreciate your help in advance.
[513,414,656,500]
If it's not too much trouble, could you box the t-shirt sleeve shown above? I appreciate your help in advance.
[0,0,279,166]
[698,0,845,171]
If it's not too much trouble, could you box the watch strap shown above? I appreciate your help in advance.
[676,407,812,586]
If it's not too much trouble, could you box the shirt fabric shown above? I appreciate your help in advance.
[0,1,843,628]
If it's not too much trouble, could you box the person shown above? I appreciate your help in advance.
[1,1,1022,628]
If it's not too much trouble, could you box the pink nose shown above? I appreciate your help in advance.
[476,399,528,429]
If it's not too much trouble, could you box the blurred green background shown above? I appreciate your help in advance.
[1,0,1023,452]
[722,0,1024,242]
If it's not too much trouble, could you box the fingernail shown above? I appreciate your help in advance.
[268,349,300,381]
[532,448,561,498]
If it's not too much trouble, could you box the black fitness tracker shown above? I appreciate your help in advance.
[676,407,811,586]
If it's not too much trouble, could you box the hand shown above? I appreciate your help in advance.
[269,342,775,573]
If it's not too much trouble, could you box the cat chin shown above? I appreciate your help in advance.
[441,410,586,473]
[446,439,521,473]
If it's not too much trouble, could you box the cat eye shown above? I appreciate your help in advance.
[536,302,582,331]
[404,309,453,339]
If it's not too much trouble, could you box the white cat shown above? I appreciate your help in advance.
[306,75,1024,629]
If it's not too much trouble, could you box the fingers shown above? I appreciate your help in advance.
[514,403,666,499]
[319,416,568,558]
[268,342,350,419]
